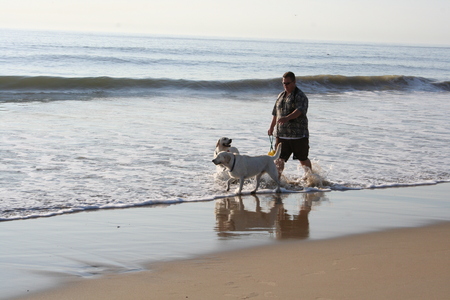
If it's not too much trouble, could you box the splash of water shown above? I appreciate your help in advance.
[298,160,333,188]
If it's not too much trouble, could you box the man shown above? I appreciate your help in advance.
[268,71,312,179]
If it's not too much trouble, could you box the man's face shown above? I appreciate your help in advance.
[282,77,295,93]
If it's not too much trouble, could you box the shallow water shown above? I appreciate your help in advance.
[2,30,450,220]
[1,90,449,220]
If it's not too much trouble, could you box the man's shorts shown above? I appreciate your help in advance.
[276,137,309,162]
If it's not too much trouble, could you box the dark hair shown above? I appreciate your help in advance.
[283,71,296,82]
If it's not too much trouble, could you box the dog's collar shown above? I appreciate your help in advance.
[229,154,237,172]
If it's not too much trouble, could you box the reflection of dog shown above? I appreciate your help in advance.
[214,137,239,158]
[212,144,281,195]
[215,195,278,233]
[215,194,312,240]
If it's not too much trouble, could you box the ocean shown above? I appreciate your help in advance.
[1,29,450,221]
[1,29,450,299]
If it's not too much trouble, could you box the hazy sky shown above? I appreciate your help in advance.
[1,0,449,45]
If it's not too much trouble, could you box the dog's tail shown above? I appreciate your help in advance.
[272,143,282,160]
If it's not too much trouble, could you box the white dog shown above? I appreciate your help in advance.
[212,144,282,195]
[214,137,239,158]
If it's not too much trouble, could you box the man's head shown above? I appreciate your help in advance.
[282,71,296,93]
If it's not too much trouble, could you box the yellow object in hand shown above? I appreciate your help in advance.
[268,135,275,156]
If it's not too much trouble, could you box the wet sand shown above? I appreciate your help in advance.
[5,183,450,300]
[16,222,450,300]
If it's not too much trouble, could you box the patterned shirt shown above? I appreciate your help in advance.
[272,86,309,138]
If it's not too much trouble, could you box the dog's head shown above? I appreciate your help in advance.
[212,151,232,166]
[216,137,232,148]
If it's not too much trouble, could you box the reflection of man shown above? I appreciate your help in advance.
[275,194,311,239]
[268,71,312,179]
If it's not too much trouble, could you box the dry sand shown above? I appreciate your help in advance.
[17,221,450,300]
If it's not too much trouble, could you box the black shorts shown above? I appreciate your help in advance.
[276,137,309,162]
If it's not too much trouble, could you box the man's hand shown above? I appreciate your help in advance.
[277,116,289,125]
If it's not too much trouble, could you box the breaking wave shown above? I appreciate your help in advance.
[1,75,448,102]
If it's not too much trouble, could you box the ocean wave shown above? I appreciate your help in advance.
[1,75,449,102]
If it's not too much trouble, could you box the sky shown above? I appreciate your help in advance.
[1,0,449,46]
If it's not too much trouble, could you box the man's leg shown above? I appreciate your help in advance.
[275,138,287,180]
[275,158,285,180]
[300,159,312,171]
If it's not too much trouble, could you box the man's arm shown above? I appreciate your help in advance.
[277,109,302,125]
[268,115,277,136]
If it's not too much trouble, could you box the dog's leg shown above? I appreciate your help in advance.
[272,177,281,193]
[237,176,244,195]
[274,183,281,193]
[226,178,233,191]
[251,173,263,194]
[268,168,282,193]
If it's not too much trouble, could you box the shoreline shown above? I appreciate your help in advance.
[16,222,450,300]
[3,183,450,299]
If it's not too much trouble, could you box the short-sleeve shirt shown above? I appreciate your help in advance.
[272,86,309,138]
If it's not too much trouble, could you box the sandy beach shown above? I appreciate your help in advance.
[16,222,450,300]
[5,183,448,300]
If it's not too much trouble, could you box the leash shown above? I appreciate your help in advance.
[268,135,275,156]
